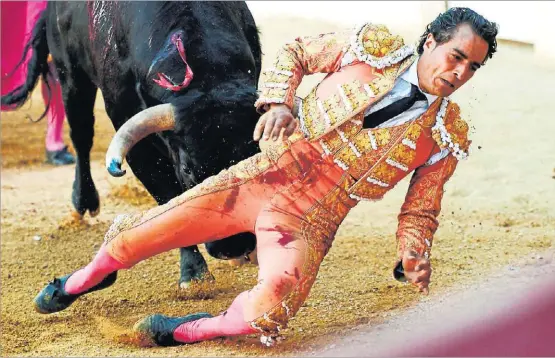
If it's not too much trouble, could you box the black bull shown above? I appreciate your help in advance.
[1,1,264,287]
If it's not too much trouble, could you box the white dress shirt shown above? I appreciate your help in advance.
[364,58,438,129]
[364,58,450,165]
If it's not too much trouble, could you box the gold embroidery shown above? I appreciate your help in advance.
[373,128,393,146]
[319,115,363,154]
[368,73,394,95]
[386,124,421,168]
[359,23,404,57]
[263,87,288,99]
[322,93,348,127]
[320,130,344,153]
[300,91,327,139]
[345,122,419,199]
[263,72,291,84]
[317,79,377,132]
[371,161,399,184]
[274,50,297,72]
[256,30,349,112]
[395,155,458,259]
[341,80,372,110]
[349,180,389,200]
[443,102,471,153]
[389,144,416,168]
[335,125,404,179]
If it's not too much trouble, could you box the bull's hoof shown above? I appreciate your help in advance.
[72,186,100,218]
[179,246,213,290]
[89,205,101,218]
[133,312,213,346]
[228,258,247,267]
[179,280,193,290]
[34,271,118,314]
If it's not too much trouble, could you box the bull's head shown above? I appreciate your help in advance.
[106,20,261,188]
[106,80,260,189]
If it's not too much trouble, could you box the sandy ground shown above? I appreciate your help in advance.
[1,18,554,356]
[313,251,555,357]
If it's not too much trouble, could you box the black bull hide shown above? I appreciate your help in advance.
[2,1,263,286]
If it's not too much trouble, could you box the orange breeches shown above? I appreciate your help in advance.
[104,135,357,334]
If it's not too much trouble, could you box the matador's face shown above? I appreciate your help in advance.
[417,24,489,97]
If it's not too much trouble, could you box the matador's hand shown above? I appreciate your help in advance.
[253,104,298,142]
[402,249,432,295]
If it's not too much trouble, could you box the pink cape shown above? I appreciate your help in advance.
[1,1,48,111]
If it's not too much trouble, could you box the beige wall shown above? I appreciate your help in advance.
[532,2,555,67]
[246,1,427,43]
[419,1,448,31]
[247,1,555,65]
[449,1,537,43]
[448,1,555,66]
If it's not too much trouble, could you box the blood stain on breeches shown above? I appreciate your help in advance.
[271,276,296,300]
[222,186,240,213]
[284,267,301,280]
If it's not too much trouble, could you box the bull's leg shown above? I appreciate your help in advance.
[182,233,258,286]
[57,67,100,217]
[178,247,211,288]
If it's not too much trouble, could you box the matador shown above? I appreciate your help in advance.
[34,7,498,347]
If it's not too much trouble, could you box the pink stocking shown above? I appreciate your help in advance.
[64,243,128,295]
[173,291,257,343]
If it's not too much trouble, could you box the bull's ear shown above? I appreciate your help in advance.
[147,29,188,78]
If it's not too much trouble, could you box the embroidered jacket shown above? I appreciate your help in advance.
[255,23,471,271]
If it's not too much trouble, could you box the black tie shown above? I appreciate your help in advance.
[363,84,427,128]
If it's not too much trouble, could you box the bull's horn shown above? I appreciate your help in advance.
[105,103,175,177]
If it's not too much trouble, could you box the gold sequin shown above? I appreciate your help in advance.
[319,114,363,154]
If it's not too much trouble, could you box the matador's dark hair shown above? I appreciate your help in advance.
[417,7,499,64]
